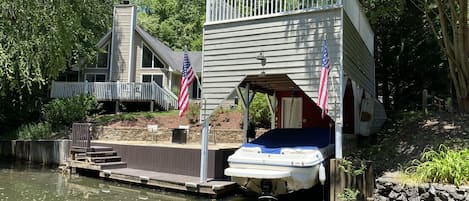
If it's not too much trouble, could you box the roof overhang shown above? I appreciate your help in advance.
[238,74,301,95]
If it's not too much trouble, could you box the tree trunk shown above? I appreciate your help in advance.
[458,96,469,113]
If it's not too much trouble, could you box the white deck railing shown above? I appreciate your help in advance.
[206,0,342,22]
[51,81,178,110]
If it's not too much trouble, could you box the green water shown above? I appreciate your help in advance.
[0,160,254,201]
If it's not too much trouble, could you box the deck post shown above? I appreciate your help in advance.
[115,100,120,114]
[150,101,155,112]
[243,83,250,143]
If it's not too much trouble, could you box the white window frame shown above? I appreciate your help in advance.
[87,42,110,69]
[141,73,164,87]
[141,42,166,69]
[85,73,107,82]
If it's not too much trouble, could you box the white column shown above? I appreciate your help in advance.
[199,99,209,183]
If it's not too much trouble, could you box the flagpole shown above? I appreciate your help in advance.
[184,46,203,92]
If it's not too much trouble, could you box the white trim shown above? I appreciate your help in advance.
[141,73,164,87]
[109,7,116,81]
[84,73,107,82]
[86,42,111,70]
[128,7,136,82]
[141,42,167,69]
[335,7,345,159]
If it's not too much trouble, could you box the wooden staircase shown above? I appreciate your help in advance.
[74,146,127,170]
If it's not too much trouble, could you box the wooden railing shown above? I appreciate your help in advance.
[51,81,178,111]
[206,0,342,22]
[71,123,92,152]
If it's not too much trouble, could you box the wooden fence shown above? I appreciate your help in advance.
[329,159,374,201]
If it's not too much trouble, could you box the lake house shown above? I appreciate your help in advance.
[51,2,202,111]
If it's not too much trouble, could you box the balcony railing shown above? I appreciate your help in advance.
[206,0,342,22]
[51,81,178,111]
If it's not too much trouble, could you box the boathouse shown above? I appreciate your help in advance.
[201,0,386,140]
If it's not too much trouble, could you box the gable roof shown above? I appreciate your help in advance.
[93,26,200,73]
[135,26,202,73]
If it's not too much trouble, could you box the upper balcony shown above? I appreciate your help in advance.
[205,0,374,54]
[206,0,342,23]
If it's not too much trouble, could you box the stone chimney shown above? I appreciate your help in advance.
[109,2,136,82]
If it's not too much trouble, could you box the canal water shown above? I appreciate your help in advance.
[0,160,321,201]
[0,159,257,201]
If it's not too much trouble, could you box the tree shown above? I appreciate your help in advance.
[0,0,115,131]
[132,0,205,51]
[422,0,469,112]
[361,0,448,111]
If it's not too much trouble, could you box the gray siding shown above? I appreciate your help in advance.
[343,14,375,97]
[202,9,343,120]
[110,5,136,82]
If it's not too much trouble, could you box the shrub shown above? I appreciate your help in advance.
[143,112,156,119]
[238,93,271,129]
[338,188,359,201]
[17,122,53,140]
[407,145,469,186]
[119,113,137,121]
[43,94,100,130]
[186,102,200,124]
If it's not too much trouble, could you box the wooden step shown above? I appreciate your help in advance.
[86,151,117,157]
[99,161,127,169]
[89,146,114,152]
[91,156,122,163]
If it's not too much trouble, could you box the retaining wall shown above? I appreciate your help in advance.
[375,173,469,201]
[94,126,267,143]
[0,140,70,165]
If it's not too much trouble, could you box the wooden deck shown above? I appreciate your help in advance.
[68,142,239,198]
[99,168,237,197]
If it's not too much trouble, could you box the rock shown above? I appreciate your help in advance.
[420,192,431,200]
[389,191,400,199]
[437,191,450,201]
[374,195,390,201]
[430,186,437,196]
[396,193,408,201]
[450,191,465,200]
[405,187,419,198]
[393,184,404,192]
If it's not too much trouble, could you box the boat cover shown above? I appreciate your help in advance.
[242,128,332,154]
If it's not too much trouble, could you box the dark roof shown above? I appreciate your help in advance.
[135,26,202,72]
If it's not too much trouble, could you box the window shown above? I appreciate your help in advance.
[85,74,106,82]
[89,43,110,68]
[142,74,163,87]
[142,44,165,68]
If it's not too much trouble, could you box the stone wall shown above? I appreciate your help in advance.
[94,126,268,144]
[375,174,469,201]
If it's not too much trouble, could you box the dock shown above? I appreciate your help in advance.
[68,142,239,198]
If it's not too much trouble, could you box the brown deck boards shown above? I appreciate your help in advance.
[99,168,237,197]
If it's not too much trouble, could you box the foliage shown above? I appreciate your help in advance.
[337,188,360,201]
[360,0,448,111]
[132,0,205,51]
[407,145,469,186]
[238,93,272,129]
[43,94,101,130]
[17,122,53,140]
[421,0,469,112]
[338,158,367,177]
[93,110,179,124]
[186,102,200,124]
[0,0,115,133]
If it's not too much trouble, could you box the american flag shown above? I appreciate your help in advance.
[318,39,331,119]
[178,50,195,117]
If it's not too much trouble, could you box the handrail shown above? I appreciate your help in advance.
[51,81,178,110]
[206,0,341,23]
